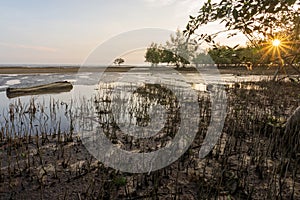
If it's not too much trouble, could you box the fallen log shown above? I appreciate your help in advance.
[6,81,73,99]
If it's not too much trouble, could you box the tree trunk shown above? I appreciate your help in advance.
[272,65,281,81]
[282,106,300,157]
[285,106,300,134]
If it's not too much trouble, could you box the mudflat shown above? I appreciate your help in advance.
[0,66,133,74]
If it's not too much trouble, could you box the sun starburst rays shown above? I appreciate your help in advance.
[260,35,293,64]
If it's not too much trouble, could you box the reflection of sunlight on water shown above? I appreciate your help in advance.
[79,75,90,79]
[6,79,21,85]
[0,85,7,90]
[187,73,272,84]
[64,79,77,83]
[3,74,18,77]
[20,76,29,79]
[227,83,266,90]
[191,83,207,91]
[230,75,271,82]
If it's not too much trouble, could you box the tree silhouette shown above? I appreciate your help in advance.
[113,58,125,66]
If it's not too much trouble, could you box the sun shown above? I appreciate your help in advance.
[260,35,293,63]
[272,39,281,47]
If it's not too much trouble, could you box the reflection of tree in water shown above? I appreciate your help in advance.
[130,84,179,127]
[93,83,181,153]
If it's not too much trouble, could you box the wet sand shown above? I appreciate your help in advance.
[0,66,133,74]
[0,66,80,74]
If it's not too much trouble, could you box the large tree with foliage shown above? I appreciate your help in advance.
[145,30,197,68]
[185,0,300,77]
[186,0,299,41]
[165,30,196,68]
[161,49,175,66]
[145,43,162,66]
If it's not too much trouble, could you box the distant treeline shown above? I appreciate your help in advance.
[144,30,300,68]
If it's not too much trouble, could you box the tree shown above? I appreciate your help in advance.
[145,43,162,66]
[186,0,299,41]
[145,31,197,68]
[235,45,264,67]
[192,52,214,67]
[207,44,266,68]
[161,49,175,66]
[185,0,300,77]
[165,30,196,68]
[113,58,125,66]
[207,45,236,66]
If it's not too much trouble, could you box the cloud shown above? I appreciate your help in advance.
[144,0,201,18]
[144,0,178,6]
[0,42,59,53]
[175,0,202,17]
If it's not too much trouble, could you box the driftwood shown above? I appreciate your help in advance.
[6,81,73,99]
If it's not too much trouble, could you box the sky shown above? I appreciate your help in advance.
[0,0,247,65]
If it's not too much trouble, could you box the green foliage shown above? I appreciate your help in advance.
[161,49,174,65]
[185,0,300,73]
[113,58,125,66]
[192,52,214,65]
[208,46,234,65]
[207,44,267,66]
[236,45,262,65]
[165,30,195,68]
[113,176,127,187]
[186,0,299,40]
[145,30,196,68]
[145,43,162,66]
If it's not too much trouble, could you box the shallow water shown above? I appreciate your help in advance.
[0,70,271,137]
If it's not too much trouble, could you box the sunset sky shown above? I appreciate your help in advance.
[0,0,247,65]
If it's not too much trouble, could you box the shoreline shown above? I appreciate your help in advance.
[0,65,299,76]
[0,66,80,74]
[0,66,136,74]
